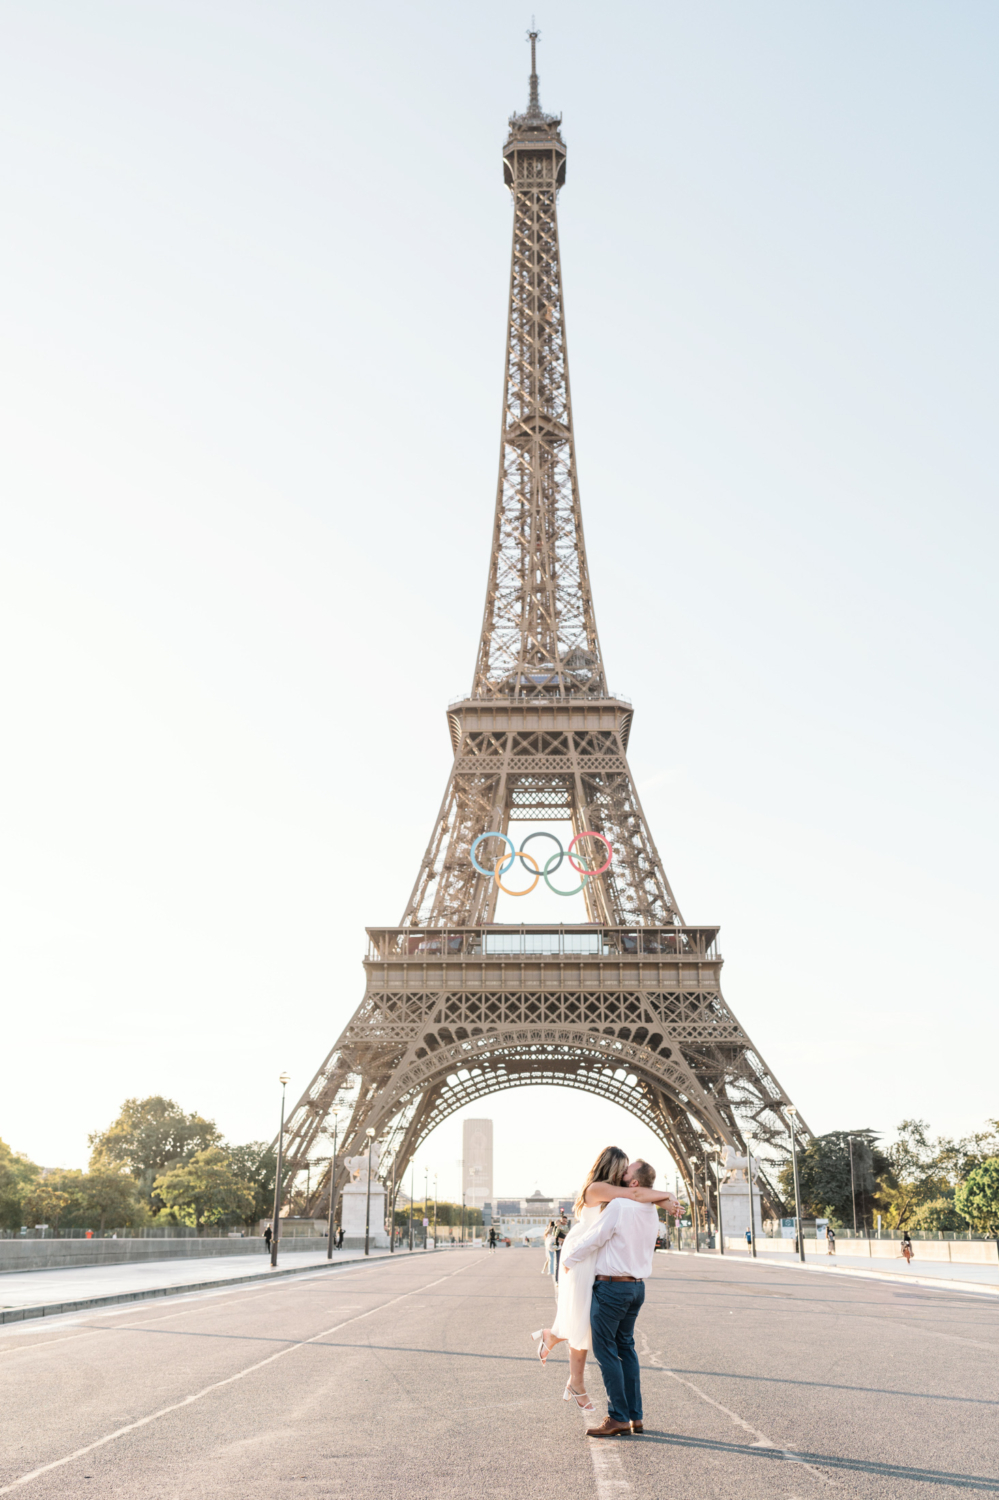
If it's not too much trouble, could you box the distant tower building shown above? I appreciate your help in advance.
[462,1119,493,1208]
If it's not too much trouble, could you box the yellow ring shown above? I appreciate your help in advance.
[494,850,540,896]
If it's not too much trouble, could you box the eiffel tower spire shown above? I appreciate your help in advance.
[276,41,811,1237]
[474,29,604,702]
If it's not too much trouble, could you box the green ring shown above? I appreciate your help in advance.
[543,850,592,898]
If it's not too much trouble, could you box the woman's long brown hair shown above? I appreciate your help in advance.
[574,1145,629,1217]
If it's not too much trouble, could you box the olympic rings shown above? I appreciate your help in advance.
[495,850,540,897]
[469,830,614,895]
[470,832,516,877]
[568,831,613,876]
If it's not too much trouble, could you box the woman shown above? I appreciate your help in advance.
[543,1223,556,1279]
[901,1230,914,1265]
[531,1146,676,1413]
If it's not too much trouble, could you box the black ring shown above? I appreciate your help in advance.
[519,830,564,873]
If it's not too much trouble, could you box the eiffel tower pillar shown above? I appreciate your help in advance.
[277,35,811,1229]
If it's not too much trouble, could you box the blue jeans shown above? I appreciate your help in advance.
[590,1279,646,1424]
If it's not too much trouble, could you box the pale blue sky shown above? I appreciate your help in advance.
[1,2,996,1196]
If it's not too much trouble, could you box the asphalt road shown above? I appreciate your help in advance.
[2,1247,997,1498]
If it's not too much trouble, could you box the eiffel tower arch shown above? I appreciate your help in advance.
[280,36,811,1225]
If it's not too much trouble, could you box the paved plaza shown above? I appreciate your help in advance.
[2,1247,997,1498]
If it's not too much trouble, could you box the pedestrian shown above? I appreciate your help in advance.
[336,1224,344,1250]
[561,1157,670,1438]
[544,1222,557,1278]
[745,1228,752,1248]
[901,1231,913,1266]
[488,1226,497,1253]
[551,1209,570,1282]
[826,1224,836,1255]
[263,1225,272,1250]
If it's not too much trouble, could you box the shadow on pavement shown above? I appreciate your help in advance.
[634,1430,999,1490]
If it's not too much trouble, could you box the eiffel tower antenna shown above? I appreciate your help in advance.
[528,23,540,113]
[277,42,811,1240]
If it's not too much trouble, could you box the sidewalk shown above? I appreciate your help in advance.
[0,1244,444,1325]
[686,1247,999,1295]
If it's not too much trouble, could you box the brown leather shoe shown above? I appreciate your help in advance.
[586,1417,632,1439]
[631,1421,644,1434]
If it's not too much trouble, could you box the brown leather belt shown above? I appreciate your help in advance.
[595,1274,640,1282]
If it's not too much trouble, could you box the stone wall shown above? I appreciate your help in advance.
[0,1236,328,1273]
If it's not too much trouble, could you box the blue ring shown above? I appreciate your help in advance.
[471,832,515,877]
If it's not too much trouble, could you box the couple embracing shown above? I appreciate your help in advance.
[531,1146,679,1438]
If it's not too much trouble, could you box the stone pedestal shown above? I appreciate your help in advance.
[341,1181,389,1250]
[719,1181,764,1243]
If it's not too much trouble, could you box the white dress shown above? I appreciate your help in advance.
[550,1203,601,1350]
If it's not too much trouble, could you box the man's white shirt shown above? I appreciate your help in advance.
[561,1198,659,1280]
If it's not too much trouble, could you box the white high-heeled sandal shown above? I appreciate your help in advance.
[530,1329,556,1364]
[564,1381,596,1412]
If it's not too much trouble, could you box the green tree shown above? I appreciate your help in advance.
[778,1129,889,1228]
[89,1097,222,1207]
[879,1119,950,1229]
[0,1138,41,1231]
[907,1195,968,1234]
[225,1143,276,1227]
[935,1121,999,1184]
[954,1159,999,1237]
[21,1180,72,1234]
[153,1147,256,1233]
[79,1170,147,1234]
[394,1201,483,1232]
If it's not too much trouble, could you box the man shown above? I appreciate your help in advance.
[562,1159,670,1438]
[488,1226,497,1252]
[263,1224,272,1250]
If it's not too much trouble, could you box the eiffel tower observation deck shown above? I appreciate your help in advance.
[281,35,811,1224]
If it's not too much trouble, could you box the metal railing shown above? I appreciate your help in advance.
[366,924,721,962]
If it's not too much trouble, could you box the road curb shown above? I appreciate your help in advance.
[0,1248,438,1326]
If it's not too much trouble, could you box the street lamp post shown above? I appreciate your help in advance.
[461,1191,466,1246]
[270,1072,290,1268]
[424,1167,429,1249]
[389,1156,396,1254]
[787,1106,805,1264]
[674,1173,683,1252]
[746,1140,758,1259]
[689,1164,700,1253]
[847,1134,858,1237]
[363,1128,375,1257]
[326,1110,339,1261]
[409,1163,414,1251]
[433,1173,438,1251]
[705,1146,723,1254]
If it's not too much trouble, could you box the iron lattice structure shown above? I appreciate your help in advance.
[279,38,810,1225]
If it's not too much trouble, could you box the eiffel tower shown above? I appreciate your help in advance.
[282,35,810,1224]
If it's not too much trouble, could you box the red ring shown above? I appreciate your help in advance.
[568,830,613,876]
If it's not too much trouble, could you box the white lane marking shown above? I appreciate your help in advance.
[0,1258,475,1494]
[587,1439,632,1497]
[638,1332,839,1490]
[573,1362,632,1496]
